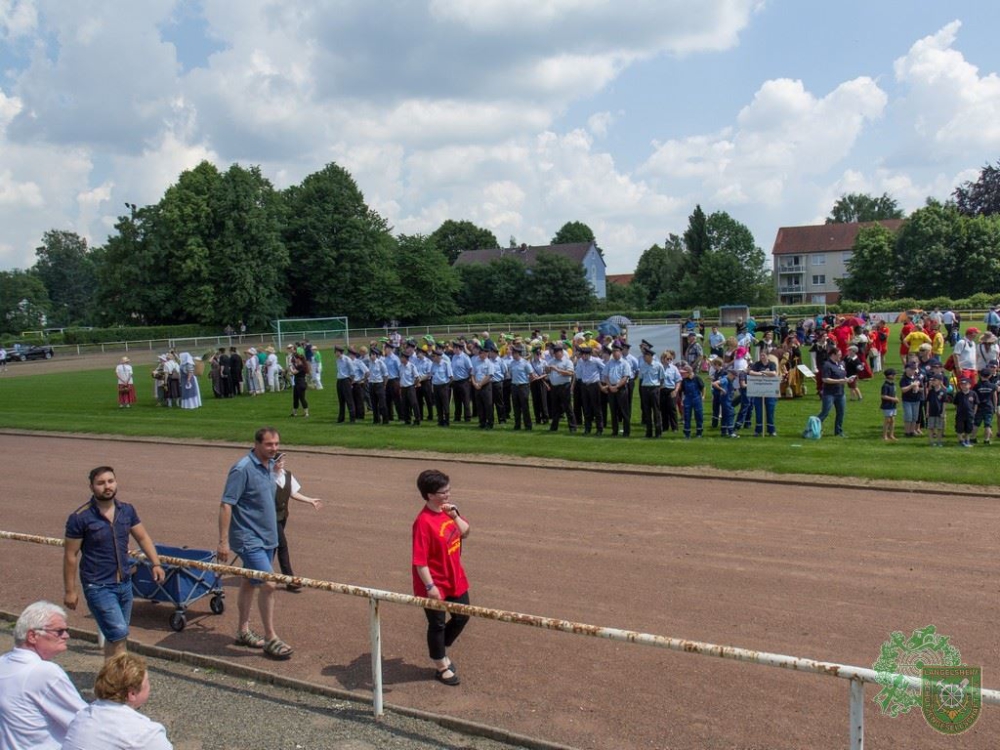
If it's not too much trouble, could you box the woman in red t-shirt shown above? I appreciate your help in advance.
[411,469,471,686]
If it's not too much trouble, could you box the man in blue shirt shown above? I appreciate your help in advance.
[430,348,454,426]
[383,343,402,423]
[508,345,534,430]
[574,346,605,435]
[398,350,421,425]
[414,346,435,422]
[529,345,550,425]
[334,345,356,423]
[486,343,507,425]
[637,349,666,438]
[349,348,368,421]
[368,350,389,425]
[471,344,496,429]
[603,343,631,437]
[217,427,292,660]
[450,341,473,422]
[64,467,164,660]
[546,344,577,433]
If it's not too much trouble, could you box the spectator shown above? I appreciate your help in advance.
[880,369,899,441]
[954,377,977,448]
[815,348,849,437]
[272,453,323,592]
[289,354,310,418]
[61,653,172,750]
[678,363,705,439]
[115,357,135,409]
[178,353,202,409]
[0,601,86,750]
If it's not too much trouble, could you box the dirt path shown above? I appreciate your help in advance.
[1,434,997,749]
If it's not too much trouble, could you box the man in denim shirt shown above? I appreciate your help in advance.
[64,467,164,660]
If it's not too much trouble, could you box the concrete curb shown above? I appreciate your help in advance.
[0,610,579,750]
[1,427,996,498]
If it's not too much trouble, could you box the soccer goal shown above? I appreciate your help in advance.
[771,303,827,323]
[271,316,349,349]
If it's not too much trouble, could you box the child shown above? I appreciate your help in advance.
[954,377,977,447]
[899,362,923,437]
[925,374,948,447]
[972,367,997,445]
[711,368,739,437]
[880,368,899,441]
[844,346,865,400]
[679,363,705,439]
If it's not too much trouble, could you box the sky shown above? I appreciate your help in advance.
[1,0,999,275]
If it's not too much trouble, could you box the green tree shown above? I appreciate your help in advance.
[94,207,169,325]
[893,200,963,298]
[429,220,498,265]
[456,255,528,314]
[32,230,98,326]
[700,211,774,306]
[0,269,49,335]
[392,234,459,321]
[284,163,400,323]
[551,220,600,257]
[837,224,899,301]
[953,159,1000,217]
[604,279,649,310]
[632,235,685,307]
[682,205,709,277]
[209,164,289,329]
[826,192,904,223]
[525,251,595,313]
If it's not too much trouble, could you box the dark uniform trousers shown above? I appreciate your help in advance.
[609,388,631,436]
[433,383,451,425]
[474,384,493,428]
[352,382,366,420]
[572,379,584,426]
[419,380,434,420]
[491,382,505,424]
[659,388,679,431]
[337,377,356,422]
[531,378,550,423]
[580,381,603,434]
[549,383,577,432]
[640,385,662,437]
[401,385,420,424]
[511,383,532,429]
[453,379,472,421]
[386,378,402,422]
[502,380,512,422]
[370,382,388,424]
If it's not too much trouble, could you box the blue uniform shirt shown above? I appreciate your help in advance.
[509,358,533,385]
[431,357,453,385]
[65,498,141,584]
[451,351,472,380]
[351,357,369,383]
[472,356,495,384]
[399,360,418,387]
[638,359,666,386]
[575,356,604,384]
[604,358,630,386]
[221,451,278,552]
[368,357,388,384]
[383,352,401,379]
[547,355,575,385]
[489,356,506,383]
[336,354,352,379]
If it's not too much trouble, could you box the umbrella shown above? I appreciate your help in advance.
[598,321,621,336]
[606,315,632,328]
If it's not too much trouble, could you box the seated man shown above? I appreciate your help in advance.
[0,601,86,750]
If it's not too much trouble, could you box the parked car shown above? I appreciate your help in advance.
[9,343,55,361]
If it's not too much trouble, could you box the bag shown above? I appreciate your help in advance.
[700,360,710,372]
[944,354,955,372]
[802,415,822,440]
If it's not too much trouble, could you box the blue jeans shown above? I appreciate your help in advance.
[736,387,752,428]
[817,393,846,435]
[237,546,276,587]
[84,580,133,642]
[683,399,704,436]
[754,397,777,435]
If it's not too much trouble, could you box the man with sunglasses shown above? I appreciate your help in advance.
[0,601,86,749]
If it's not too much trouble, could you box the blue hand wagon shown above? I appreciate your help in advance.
[132,544,225,632]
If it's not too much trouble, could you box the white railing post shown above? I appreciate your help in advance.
[369,598,384,718]
[849,677,864,749]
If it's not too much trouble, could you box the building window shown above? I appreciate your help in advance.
[812,274,826,286]
[812,254,825,266]
[842,251,852,263]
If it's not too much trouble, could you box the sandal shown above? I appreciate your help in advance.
[435,666,460,686]
[264,637,294,660]
[235,629,265,649]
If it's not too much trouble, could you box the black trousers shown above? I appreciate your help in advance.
[292,384,308,411]
[531,379,550,423]
[549,383,576,431]
[434,383,451,425]
[609,388,631,436]
[370,382,388,424]
[502,381,512,421]
[401,385,420,424]
[352,382,366,419]
[419,381,435,420]
[453,380,472,421]
[337,378,355,422]
[511,383,531,429]
[491,382,505,424]
[659,389,679,431]
[424,590,470,661]
[386,378,401,421]
[572,380,583,426]
[276,518,294,576]
[580,381,603,433]
[475,384,493,428]
[640,385,662,436]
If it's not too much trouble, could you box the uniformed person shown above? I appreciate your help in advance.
[574,345,605,435]
[546,343,577,433]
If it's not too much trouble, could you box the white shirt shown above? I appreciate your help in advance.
[115,364,133,385]
[0,648,86,750]
[61,700,172,750]
[274,472,301,495]
[955,338,977,370]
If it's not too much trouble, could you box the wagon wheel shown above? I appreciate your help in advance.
[210,595,225,615]
[169,612,186,632]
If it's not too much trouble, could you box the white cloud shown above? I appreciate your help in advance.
[0,0,37,38]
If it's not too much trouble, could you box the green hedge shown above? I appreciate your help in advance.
[63,325,220,345]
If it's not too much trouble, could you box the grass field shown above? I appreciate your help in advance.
[1,354,996,486]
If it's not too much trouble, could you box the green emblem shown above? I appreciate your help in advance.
[921,666,982,734]
[871,625,961,717]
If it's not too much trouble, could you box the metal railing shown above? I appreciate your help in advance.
[2,529,995,749]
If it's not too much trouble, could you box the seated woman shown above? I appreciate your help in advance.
[62,653,172,749]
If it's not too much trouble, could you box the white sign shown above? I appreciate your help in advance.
[629,324,683,360]
[746,377,781,398]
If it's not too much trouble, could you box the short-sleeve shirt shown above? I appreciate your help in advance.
[412,507,468,599]
[880,381,897,410]
[65,498,140,584]
[0,649,86,750]
[221,451,278,552]
[821,359,847,397]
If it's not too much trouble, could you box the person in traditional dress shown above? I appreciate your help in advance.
[163,354,181,407]
[115,357,135,408]
[179,353,202,409]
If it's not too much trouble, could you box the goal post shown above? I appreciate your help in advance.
[271,316,349,349]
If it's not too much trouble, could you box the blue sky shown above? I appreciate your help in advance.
[1,0,999,275]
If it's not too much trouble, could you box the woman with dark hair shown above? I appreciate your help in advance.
[62,653,172,749]
[412,469,470,686]
[289,353,310,418]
